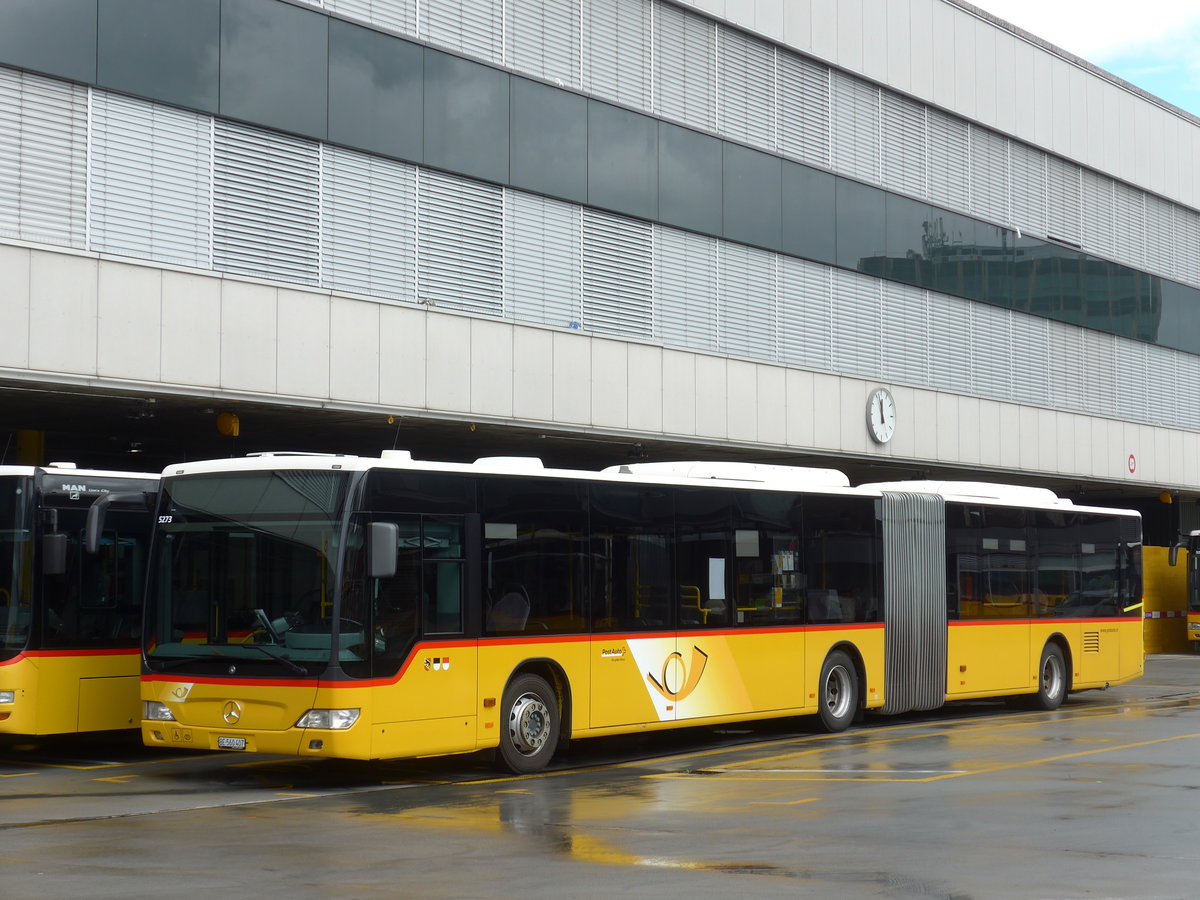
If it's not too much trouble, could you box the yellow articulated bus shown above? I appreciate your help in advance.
[1,465,158,735]
[140,453,1143,773]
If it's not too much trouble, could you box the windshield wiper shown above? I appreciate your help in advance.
[148,645,307,675]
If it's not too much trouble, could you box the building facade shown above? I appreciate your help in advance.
[2,0,1199,517]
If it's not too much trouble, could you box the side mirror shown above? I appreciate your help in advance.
[42,533,68,575]
[368,522,399,579]
[1169,541,1185,567]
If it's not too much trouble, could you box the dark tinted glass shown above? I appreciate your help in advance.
[835,179,885,272]
[97,0,219,111]
[220,0,328,138]
[510,77,587,203]
[979,222,1014,308]
[781,162,835,265]
[0,0,97,83]
[479,477,588,634]
[329,21,423,162]
[929,209,979,298]
[424,49,510,185]
[803,495,880,624]
[722,143,782,251]
[587,100,658,221]
[674,488,733,628]
[657,122,722,234]
[590,482,673,632]
[362,471,475,515]
[882,193,933,287]
[1157,280,1200,352]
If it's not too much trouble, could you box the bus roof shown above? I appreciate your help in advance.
[159,452,1139,517]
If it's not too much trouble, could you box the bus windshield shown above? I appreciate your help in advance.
[145,470,354,675]
[0,476,34,657]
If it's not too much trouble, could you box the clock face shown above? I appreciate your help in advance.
[867,388,896,444]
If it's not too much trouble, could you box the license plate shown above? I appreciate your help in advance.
[217,736,247,750]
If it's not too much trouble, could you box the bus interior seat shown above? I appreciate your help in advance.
[487,585,530,632]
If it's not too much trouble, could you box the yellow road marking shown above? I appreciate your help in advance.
[748,797,821,806]
[0,771,36,778]
[94,775,136,783]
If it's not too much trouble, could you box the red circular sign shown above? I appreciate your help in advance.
[1127,454,1136,474]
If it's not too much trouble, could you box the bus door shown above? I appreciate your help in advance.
[350,514,476,752]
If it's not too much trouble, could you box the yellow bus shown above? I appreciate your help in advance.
[1168,532,1200,644]
[140,453,1143,772]
[1,465,158,735]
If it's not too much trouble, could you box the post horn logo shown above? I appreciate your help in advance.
[222,700,243,725]
[647,645,709,701]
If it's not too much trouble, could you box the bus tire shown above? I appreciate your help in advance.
[1029,643,1067,711]
[818,650,858,732]
[497,673,559,774]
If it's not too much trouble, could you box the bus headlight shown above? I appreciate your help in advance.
[143,701,176,721]
[0,691,14,704]
[296,708,360,730]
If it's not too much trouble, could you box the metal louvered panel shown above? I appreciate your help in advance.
[881,92,926,198]
[880,280,928,387]
[970,302,1011,399]
[1046,322,1085,411]
[1175,206,1200,287]
[778,256,832,371]
[418,169,504,316]
[583,0,652,111]
[1113,181,1146,268]
[927,294,972,393]
[718,243,777,361]
[717,27,775,149]
[1144,194,1175,280]
[1114,340,1149,421]
[830,269,881,377]
[653,1,716,131]
[89,92,211,268]
[507,0,581,88]
[969,126,1009,224]
[213,121,319,283]
[0,68,87,247]
[880,492,947,715]
[582,208,653,338]
[1046,156,1082,246]
[1174,349,1200,426]
[1009,143,1046,238]
[928,108,969,213]
[777,51,830,169]
[1081,330,1117,417]
[830,71,879,183]
[421,0,504,64]
[1009,313,1050,404]
[324,0,417,35]
[504,191,582,329]
[1081,170,1115,258]
[321,146,417,301]
[1145,350,1176,425]
[654,227,718,351]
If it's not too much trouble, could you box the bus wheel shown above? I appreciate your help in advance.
[497,674,560,774]
[1030,643,1067,711]
[818,650,858,732]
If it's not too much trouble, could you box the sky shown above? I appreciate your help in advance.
[971,1,1200,116]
